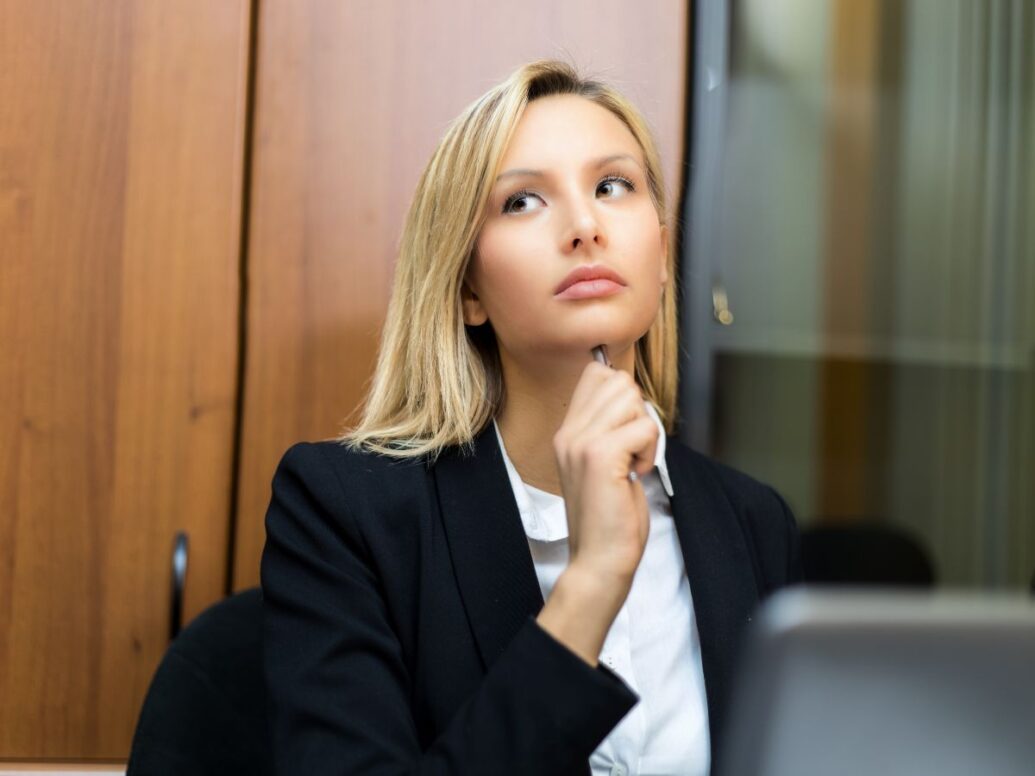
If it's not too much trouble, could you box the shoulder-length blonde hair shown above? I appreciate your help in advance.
[338,59,680,461]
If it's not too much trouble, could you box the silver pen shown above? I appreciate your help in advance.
[591,344,639,483]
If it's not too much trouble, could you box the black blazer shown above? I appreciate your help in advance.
[261,421,803,775]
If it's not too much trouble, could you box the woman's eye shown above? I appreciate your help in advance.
[501,174,636,215]
[598,174,635,198]
[502,190,544,214]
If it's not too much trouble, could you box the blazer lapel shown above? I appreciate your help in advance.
[665,436,761,760]
[432,423,546,671]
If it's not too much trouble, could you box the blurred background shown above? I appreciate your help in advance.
[0,0,1031,765]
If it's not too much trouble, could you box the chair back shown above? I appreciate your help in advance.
[801,520,935,587]
[127,587,272,775]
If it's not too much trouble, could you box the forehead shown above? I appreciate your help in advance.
[498,94,644,168]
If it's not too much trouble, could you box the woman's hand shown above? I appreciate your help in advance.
[553,360,658,589]
[535,359,658,667]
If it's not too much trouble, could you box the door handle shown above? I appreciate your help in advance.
[169,531,189,641]
[712,283,734,325]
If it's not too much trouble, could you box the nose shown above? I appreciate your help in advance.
[561,197,607,255]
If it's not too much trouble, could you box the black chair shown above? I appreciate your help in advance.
[801,519,936,587]
[127,587,272,775]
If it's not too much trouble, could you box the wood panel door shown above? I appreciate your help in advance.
[233,0,690,590]
[0,0,252,758]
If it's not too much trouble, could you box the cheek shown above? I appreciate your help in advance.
[622,220,666,322]
[623,217,665,279]
[472,227,546,301]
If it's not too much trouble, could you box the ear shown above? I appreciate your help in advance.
[461,280,489,326]
[659,223,669,285]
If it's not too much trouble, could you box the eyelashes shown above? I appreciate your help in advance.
[501,171,637,215]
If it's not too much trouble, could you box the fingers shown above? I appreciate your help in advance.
[583,388,647,441]
[557,413,657,479]
[601,415,659,480]
[566,360,614,420]
[560,362,653,462]
[557,359,656,484]
[568,364,644,436]
[596,415,658,484]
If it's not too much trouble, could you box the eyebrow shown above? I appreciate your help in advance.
[494,153,641,183]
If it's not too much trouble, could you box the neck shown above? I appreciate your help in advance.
[495,343,638,497]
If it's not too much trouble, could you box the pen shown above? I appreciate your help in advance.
[591,344,639,483]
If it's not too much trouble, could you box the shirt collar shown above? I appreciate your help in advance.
[492,401,675,542]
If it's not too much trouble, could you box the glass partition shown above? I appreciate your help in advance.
[681,0,1034,589]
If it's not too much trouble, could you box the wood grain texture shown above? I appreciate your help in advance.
[0,0,251,758]
[233,0,689,589]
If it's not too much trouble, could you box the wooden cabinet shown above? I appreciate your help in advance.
[0,0,252,758]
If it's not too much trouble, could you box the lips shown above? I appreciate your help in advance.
[553,264,629,296]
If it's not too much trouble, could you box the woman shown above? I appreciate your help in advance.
[261,59,802,776]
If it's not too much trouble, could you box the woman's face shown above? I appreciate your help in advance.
[463,95,668,366]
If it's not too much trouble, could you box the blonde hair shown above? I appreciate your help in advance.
[338,59,680,461]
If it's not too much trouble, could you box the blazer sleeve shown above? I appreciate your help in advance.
[261,442,639,776]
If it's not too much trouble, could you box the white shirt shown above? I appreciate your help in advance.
[492,403,711,776]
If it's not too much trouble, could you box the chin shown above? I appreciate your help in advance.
[565,314,655,349]
[511,308,655,356]
[553,330,646,354]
